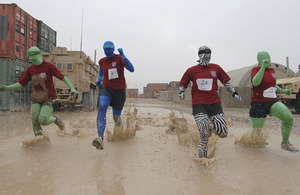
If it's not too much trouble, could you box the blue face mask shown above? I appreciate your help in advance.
[103,41,115,58]
[104,48,115,58]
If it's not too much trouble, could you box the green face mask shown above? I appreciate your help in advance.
[29,54,43,65]
[257,51,271,68]
[28,46,43,66]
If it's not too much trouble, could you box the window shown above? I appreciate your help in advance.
[67,63,73,71]
[56,63,63,71]
[15,22,20,33]
[21,28,25,35]
[0,16,7,40]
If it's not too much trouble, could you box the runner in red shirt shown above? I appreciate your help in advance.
[0,46,79,137]
[93,41,134,150]
[179,46,241,158]
[249,51,298,152]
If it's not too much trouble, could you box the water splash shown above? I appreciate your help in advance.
[107,106,138,142]
[166,110,188,134]
[235,130,268,148]
[22,132,50,148]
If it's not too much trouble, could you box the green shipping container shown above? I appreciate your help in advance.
[0,58,32,111]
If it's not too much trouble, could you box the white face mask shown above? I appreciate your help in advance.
[198,53,211,66]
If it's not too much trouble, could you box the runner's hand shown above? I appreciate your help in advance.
[0,84,7,92]
[282,89,291,95]
[179,91,185,100]
[234,94,242,102]
[96,80,101,86]
[118,48,124,56]
[71,88,80,95]
[179,86,185,100]
[261,59,270,69]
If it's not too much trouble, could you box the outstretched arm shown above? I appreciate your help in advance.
[118,48,134,72]
[223,81,241,102]
[0,83,23,92]
[276,85,291,95]
[62,76,80,94]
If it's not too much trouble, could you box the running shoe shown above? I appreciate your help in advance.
[92,137,104,150]
[281,141,299,152]
[54,116,65,130]
[34,129,43,136]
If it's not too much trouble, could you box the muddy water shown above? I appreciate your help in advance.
[1,99,300,195]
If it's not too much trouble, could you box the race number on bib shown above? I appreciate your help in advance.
[263,87,277,98]
[196,78,213,91]
[108,68,118,80]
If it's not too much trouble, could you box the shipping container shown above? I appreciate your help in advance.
[0,3,38,61]
[0,58,32,111]
[37,20,57,53]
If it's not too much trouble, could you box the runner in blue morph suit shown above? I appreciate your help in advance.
[93,41,134,150]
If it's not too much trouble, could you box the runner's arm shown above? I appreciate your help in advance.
[0,82,23,91]
[118,48,134,72]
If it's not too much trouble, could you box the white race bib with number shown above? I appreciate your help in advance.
[263,87,277,98]
[196,78,213,91]
[108,68,118,80]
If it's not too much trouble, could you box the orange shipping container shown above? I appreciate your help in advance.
[0,3,37,61]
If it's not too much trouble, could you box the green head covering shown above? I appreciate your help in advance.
[28,46,43,65]
[257,51,271,68]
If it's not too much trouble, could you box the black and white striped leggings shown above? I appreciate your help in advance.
[194,112,228,158]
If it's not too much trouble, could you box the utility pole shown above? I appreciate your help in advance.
[80,8,83,58]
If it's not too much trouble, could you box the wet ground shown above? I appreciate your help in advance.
[1,98,300,195]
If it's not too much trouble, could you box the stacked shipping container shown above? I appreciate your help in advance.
[37,20,57,53]
[0,3,57,110]
[0,3,37,60]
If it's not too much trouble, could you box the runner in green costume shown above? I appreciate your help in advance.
[250,51,298,152]
[0,46,79,136]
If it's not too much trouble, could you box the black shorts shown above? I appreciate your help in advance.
[99,86,126,111]
[249,98,280,118]
[31,100,53,107]
[192,102,224,117]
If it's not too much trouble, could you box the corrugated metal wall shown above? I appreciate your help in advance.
[0,3,38,61]
[37,20,57,53]
[0,58,32,110]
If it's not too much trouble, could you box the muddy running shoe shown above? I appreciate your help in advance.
[281,141,299,152]
[92,137,104,150]
[54,116,65,130]
[34,129,43,136]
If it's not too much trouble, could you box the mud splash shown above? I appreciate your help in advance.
[166,110,188,134]
[22,132,50,148]
[235,129,269,148]
[107,106,138,141]
[56,116,97,137]
[166,110,219,166]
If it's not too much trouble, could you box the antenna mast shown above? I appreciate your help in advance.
[80,8,83,58]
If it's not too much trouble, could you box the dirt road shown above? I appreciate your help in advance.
[0,98,300,195]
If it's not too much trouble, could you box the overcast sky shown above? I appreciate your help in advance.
[4,0,300,93]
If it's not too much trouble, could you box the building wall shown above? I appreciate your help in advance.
[146,83,169,98]
[169,81,179,89]
[127,88,138,98]
[0,3,38,61]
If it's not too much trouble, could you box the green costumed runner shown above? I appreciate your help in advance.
[249,51,299,152]
[0,46,79,136]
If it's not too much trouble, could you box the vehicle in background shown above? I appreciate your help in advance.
[277,76,300,113]
[42,47,98,111]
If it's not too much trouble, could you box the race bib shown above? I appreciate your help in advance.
[108,68,118,80]
[263,87,277,98]
[196,78,213,91]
